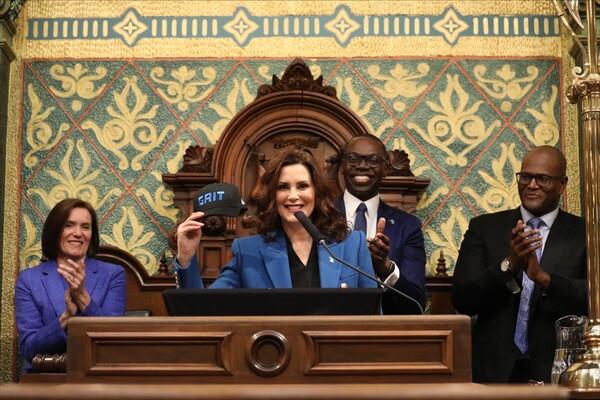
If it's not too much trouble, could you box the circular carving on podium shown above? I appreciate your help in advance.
[245,330,290,377]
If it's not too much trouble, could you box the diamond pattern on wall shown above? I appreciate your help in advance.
[18,57,565,276]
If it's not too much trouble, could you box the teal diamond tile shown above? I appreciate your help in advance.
[387,130,452,219]
[29,60,127,121]
[458,133,530,215]
[329,61,396,137]
[510,66,562,148]
[153,128,204,174]
[18,200,45,270]
[421,193,478,274]
[187,63,261,145]
[24,129,125,219]
[131,167,181,233]
[403,64,503,180]
[135,59,238,122]
[459,58,557,118]
[99,195,172,275]
[351,58,450,116]
[21,73,73,182]
[243,59,292,85]
[81,64,180,184]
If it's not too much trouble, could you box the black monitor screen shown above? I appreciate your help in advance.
[163,288,382,316]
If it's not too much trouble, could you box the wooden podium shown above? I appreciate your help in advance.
[66,315,471,384]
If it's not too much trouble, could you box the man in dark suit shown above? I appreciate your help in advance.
[336,134,426,314]
[451,145,587,383]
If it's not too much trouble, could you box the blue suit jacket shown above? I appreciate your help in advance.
[336,197,426,314]
[15,258,126,371]
[176,230,377,289]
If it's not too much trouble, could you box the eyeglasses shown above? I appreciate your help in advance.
[516,172,565,187]
[342,152,386,168]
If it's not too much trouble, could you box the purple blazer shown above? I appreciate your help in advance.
[15,257,126,372]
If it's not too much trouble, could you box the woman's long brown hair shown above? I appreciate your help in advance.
[250,148,349,243]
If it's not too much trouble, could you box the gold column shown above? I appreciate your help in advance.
[554,0,600,388]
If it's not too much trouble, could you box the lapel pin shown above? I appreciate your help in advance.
[329,256,334,263]
[389,219,395,224]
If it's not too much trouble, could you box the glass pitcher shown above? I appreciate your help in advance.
[551,315,588,384]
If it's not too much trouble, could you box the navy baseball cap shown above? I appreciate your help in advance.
[193,183,248,217]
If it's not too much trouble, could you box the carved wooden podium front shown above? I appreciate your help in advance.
[65,315,470,384]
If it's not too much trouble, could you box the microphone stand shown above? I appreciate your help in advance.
[317,238,424,315]
[294,210,424,314]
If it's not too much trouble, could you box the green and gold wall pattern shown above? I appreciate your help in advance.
[18,56,566,275]
[1,1,578,382]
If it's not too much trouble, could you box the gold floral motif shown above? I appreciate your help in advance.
[27,138,122,210]
[515,85,559,146]
[368,63,430,112]
[424,205,469,275]
[474,64,538,113]
[82,76,176,171]
[462,143,521,212]
[407,74,501,167]
[24,84,69,168]
[189,78,254,144]
[49,63,108,112]
[19,215,42,270]
[258,63,323,83]
[135,171,179,223]
[150,65,216,112]
[334,76,395,137]
[167,140,192,173]
[416,186,450,211]
[100,206,158,274]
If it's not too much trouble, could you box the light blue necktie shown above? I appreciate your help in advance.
[354,203,367,234]
[514,217,544,354]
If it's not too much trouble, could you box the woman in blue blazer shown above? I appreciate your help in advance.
[15,199,126,372]
[176,149,377,290]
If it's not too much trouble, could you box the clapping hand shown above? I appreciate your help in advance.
[367,217,393,278]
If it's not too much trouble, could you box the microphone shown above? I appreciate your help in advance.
[294,211,423,315]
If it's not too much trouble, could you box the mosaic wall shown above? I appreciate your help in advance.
[1,1,579,382]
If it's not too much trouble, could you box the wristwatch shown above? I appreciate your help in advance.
[500,258,513,275]
[500,257,515,282]
[500,257,521,294]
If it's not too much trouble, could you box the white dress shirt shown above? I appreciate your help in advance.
[343,190,400,285]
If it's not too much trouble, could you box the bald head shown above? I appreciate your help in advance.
[523,146,566,176]
[518,146,567,216]
[342,134,387,156]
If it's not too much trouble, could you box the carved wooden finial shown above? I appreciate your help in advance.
[157,252,169,276]
[180,145,215,173]
[386,149,414,177]
[435,250,448,277]
[257,58,337,98]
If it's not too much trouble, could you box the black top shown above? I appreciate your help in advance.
[286,237,320,288]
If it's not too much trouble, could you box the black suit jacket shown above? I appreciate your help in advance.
[451,208,587,383]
